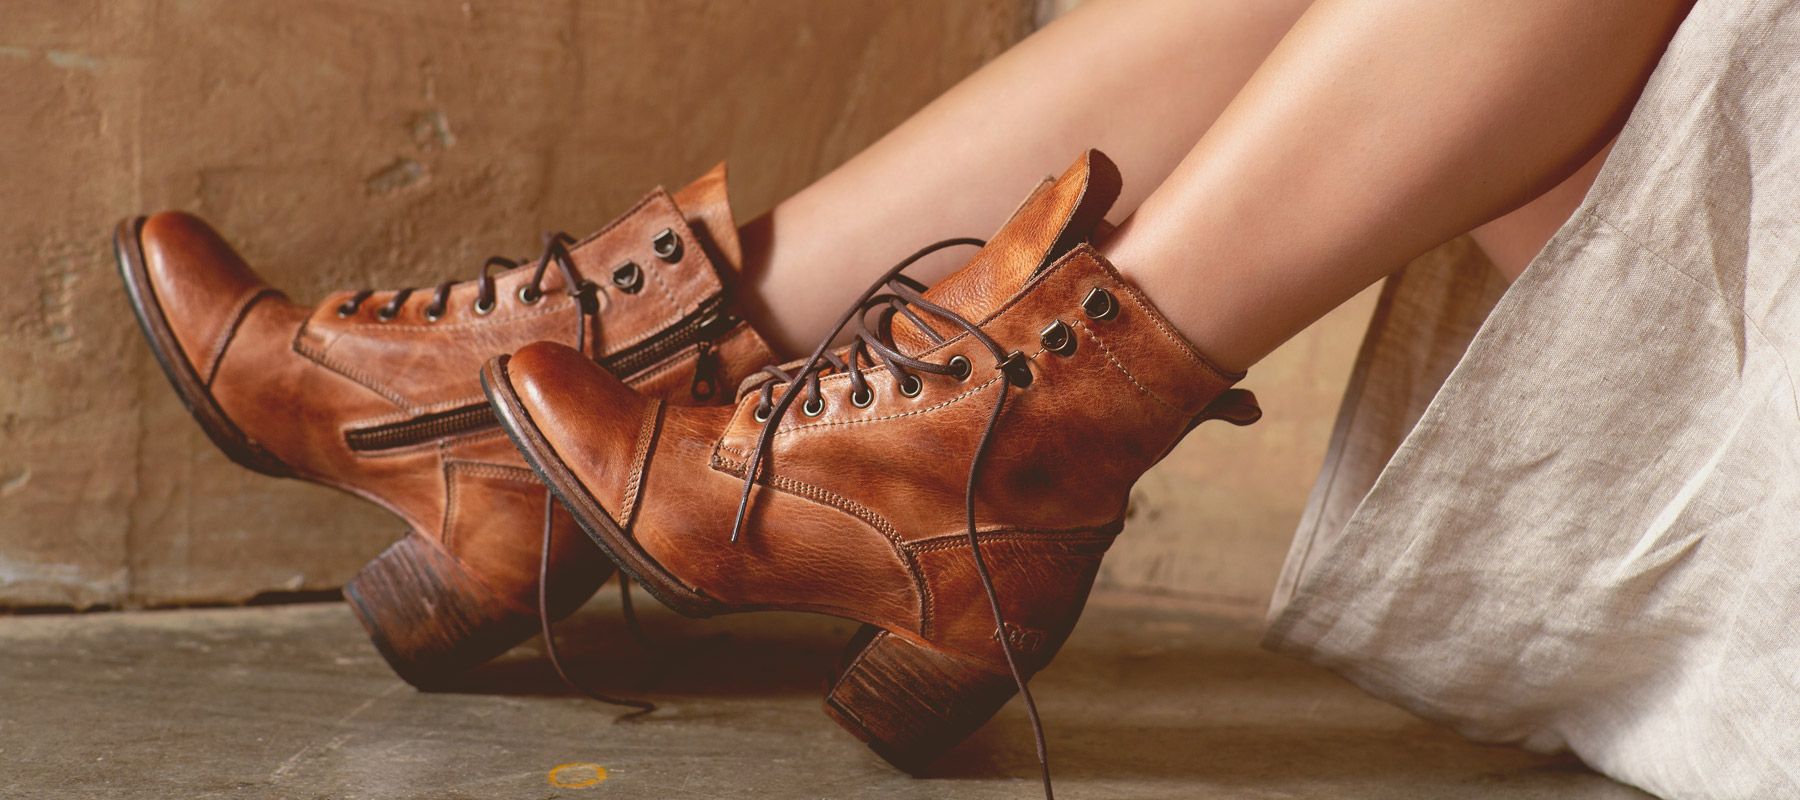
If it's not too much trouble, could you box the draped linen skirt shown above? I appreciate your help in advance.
[1263,2,1800,798]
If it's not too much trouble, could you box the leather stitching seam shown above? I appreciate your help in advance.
[334,297,572,332]
[291,330,411,408]
[709,450,933,635]
[715,374,1004,448]
[445,459,538,484]
[1085,251,1243,384]
[908,528,1118,554]
[618,400,663,531]
[1069,318,1185,416]
[580,191,706,356]
[202,288,281,387]
[440,457,461,547]
[441,459,540,554]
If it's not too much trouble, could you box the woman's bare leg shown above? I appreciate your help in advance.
[1102,0,1692,372]
[1471,140,1616,281]
[738,0,1314,356]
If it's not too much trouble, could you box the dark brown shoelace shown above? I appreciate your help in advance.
[730,238,1058,799]
[476,232,659,718]
[538,491,656,718]
[336,232,592,320]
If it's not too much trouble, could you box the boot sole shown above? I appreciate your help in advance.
[481,356,726,619]
[112,216,290,478]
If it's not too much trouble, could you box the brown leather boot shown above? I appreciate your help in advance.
[483,151,1261,780]
[114,165,776,688]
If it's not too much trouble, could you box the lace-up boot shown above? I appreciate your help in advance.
[483,151,1261,785]
[115,165,775,688]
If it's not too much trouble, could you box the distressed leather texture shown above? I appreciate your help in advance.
[134,164,775,616]
[505,151,1256,675]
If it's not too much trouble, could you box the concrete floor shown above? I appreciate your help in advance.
[0,590,1651,800]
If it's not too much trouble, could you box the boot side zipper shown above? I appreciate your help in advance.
[345,403,497,452]
[346,301,739,453]
[599,300,739,378]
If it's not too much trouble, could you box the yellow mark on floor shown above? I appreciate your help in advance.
[547,762,608,789]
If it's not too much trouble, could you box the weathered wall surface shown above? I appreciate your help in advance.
[0,0,1035,607]
[1,0,1391,612]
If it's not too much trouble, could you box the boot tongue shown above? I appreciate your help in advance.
[891,149,1121,354]
[671,162,744,272]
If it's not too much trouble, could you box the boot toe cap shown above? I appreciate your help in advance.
[133,211,278,377]
[498,342,656,520]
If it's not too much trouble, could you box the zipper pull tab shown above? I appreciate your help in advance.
[690,340,721,402]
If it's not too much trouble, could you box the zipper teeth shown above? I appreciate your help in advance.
[345,403,496,452]
[346,302,734,453]
[601,302,734,377]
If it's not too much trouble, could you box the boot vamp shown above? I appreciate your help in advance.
[652,249,1224,668]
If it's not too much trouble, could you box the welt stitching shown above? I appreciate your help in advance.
[203,288,280,387]
[1070,318,1184,415]
[618,401,663,531]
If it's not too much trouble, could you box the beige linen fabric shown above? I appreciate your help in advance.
[1264,1,1800,798]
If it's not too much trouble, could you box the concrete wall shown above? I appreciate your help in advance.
[1,0,1379,611]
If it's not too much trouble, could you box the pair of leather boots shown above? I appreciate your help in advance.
[117,150,1258,780]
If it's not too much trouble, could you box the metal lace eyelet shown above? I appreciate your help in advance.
[801,397,825,417]
[999,350,1033,388]
[376,305,399,322]
[1040,320,1076,356]
[651,228,683,263]
[849,387,874,408]
[473,296,497,316]
[1081,287,1118,320]
[898,374,922,398]
[424,305,444,322]
[518,285,543,305]
[946,355,972,381]
[612,261,644,294]
[336,303,357,319]
[753,404,774,423]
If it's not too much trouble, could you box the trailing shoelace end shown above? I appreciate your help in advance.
[536,491,658,720]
